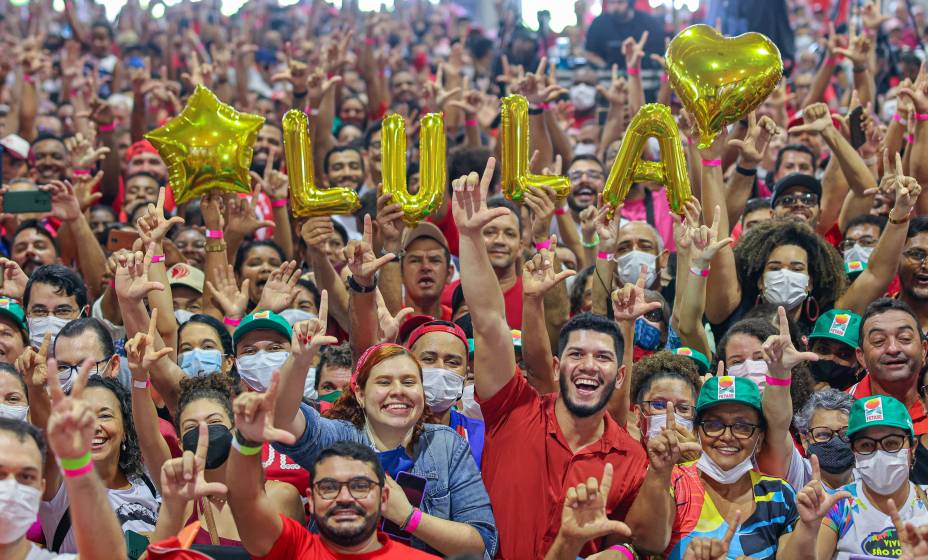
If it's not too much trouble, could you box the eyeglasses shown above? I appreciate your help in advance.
[568,170,604,182]
[838,237,878,252]
[808,426,849,444]
[29,306,77,319]
[903,249,928,265]
[312,477,381,500]
[852,433,909,455]
[640,399,696,419]
[698,419,760,440]
[775,193,819,208]
[57,356,112,378]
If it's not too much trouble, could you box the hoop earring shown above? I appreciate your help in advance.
[805,296,819,322]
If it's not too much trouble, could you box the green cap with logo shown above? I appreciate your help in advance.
[233,310,292,346]
[696,375,763,415]
[844,260,867,279]
[809,309,862,349]
[672,346,710,374]
[0,298,27,334]
[847,395,914,438]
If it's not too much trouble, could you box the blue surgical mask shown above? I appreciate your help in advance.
[634,317,662,350]
[178,349,224,378]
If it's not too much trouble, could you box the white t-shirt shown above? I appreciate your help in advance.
[26,543,77,559]
[39,477,159,553]
[826,481,928,560]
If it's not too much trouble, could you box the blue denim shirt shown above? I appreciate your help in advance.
[273,402,498,558]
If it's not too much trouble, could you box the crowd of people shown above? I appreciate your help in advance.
[7,0,928,558]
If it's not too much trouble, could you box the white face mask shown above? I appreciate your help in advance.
[280,309,318,326]
[762,269,809,310]
[422,367,465,413]
[0,478,41,544]
[616,250,658,288]
[573,142,597,157]
[727,360,769,392]
[27,316,71,349]
[58,368,76,394]
[856,449,910,495]
[460,383,483,420]
[0,404,28,422]
[303,367,318,401]
[236,351,290,392]
[696,442,755,484]
[844,243,874,266]
[174,309,194,325]
[570,83,597,111]
[646,412,694,440]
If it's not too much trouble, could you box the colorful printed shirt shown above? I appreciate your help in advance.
[666,463,798,559]
[825,481,928,559]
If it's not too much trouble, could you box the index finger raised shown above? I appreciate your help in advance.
[722,510,742,545]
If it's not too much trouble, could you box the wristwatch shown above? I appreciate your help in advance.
[347,275,376,293]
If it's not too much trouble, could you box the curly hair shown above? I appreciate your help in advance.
[630,351,703,405]
[175,374,239,436]
[85,377,145,481]
[733,219,846,317]
[327,345,435,449]
[569,265,595,316]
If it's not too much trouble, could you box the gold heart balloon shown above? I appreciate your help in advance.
[666,24,783,149]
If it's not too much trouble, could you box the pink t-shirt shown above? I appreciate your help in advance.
[620,188,676,252]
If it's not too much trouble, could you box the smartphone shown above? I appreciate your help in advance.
[381,472,428,541]
[3,190,51,214]
[124,530,149,560]
[106,230,140,253]
[849,106,866,150]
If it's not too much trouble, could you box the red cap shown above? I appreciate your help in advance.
[406,320,468,351]
[125,139,160,162]
[397,314,436,344]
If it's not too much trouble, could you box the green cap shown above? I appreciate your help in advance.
[233,310,292,346]
[0,298,27,333]
[696,375,763,415]
[844,260,867,278]
[809,309,861,349]
[672,346,710,373]
[847,395,914,439]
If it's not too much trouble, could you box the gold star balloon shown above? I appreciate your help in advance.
[145,85,265,204]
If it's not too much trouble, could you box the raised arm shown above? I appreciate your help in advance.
[725,113,778,226]
[373,192,407,315]
[345,215,399,358]
[301,218,350,330]
[454,157,518,400]
[623,32,648,112]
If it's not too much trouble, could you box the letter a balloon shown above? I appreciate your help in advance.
[381,112,445,225]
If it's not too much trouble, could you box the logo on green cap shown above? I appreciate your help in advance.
[864,397,883,423]
[718,376,736,400]
[829,313,851,337]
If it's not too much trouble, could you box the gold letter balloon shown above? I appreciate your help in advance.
[381,112,446,225]
[499,95,569,202]
[602,104,691,213]
[282,110,360,218]
[665,24,783,149]
[145,85,265,204]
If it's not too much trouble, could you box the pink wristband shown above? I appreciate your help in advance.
[404,509,423,533]
[701,159,722,167]
[464,118,478,127]
[894,113,904,123]
[765,375,791,387]
[660,74,669,83]
[608,545,635,560]
[365,37,376,46]
[554,206,567,216]
[63,462,94,478]
[907,134,915,144]
[597,251,613,261]
[689,266,710,277]
[72,169,91,176]
[535,240,552,250]
[206,229,224,239]
[916,113,928,121]
[627,67,640,76]
[223,316,241,327]
[150,255,164,264]
[97,122,116,132]
[271,198,289,208]
[22,74,34,84]
[108,279,116,289]
[825,57,837,66]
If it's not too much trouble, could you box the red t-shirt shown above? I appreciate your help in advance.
[254,516,440,559]
[262,442,310,497]
[442,277,522,329]
[478,373,648,559]
[849,374,928,435]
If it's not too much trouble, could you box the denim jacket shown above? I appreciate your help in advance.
[273,402,498,558]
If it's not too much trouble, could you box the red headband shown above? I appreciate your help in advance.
[406,322,468,351]
[125,140,159,163]
[350,343,405,393]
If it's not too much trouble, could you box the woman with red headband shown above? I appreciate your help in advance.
[269,324,497,559]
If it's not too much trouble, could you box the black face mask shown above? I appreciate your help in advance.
[807,437,855,475]
[181,424,233,470]
[808,360,861,391]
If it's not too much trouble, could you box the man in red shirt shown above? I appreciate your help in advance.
[453,158,672,559]
[378,220,455,321]
[849,298,928,434]
[229,434,438,559]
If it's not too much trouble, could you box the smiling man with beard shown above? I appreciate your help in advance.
[566,155,605,220]
[29,134,71,184]
[228,439,439,558]
[11,220,59,277]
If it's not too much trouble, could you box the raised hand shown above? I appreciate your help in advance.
[452,157,509,237]
[64,133,110,170]
[232,371,297,445]
[761,306,819,380]
[682,511,742,560]
[523,235,576,298]
[690,204,734,270]
[40,180,83,223]
[0,257,28,300]
[290,290,337,360]
[558,464,632,546]
[898,62,928,114]
[344,214,396,287]
[796,455,852,527]
[727,112,779,168]
[884,150,921,219]
[375,288,414,344]
[201,192,225,232]
[45,357,95,461]
[258,153,289,204]
[594,199,623,253]
[523,186,558,244]
[136,187,185,246]
[255,260,300,314]
[596,65,628,107]
[124,309,173,381]
[832,17,872,67]
[224,192,274,238]
[160,422,230,503]
[788,102,834,135]
[375,192,406,254]
[114,248,166,303]
[71,171,104,212]
[623,31,649,70]
[646,403,701,475]
[300,217,336,255]
[205,264,250,319]
[15,333,51,388]
[611,266,662,322]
